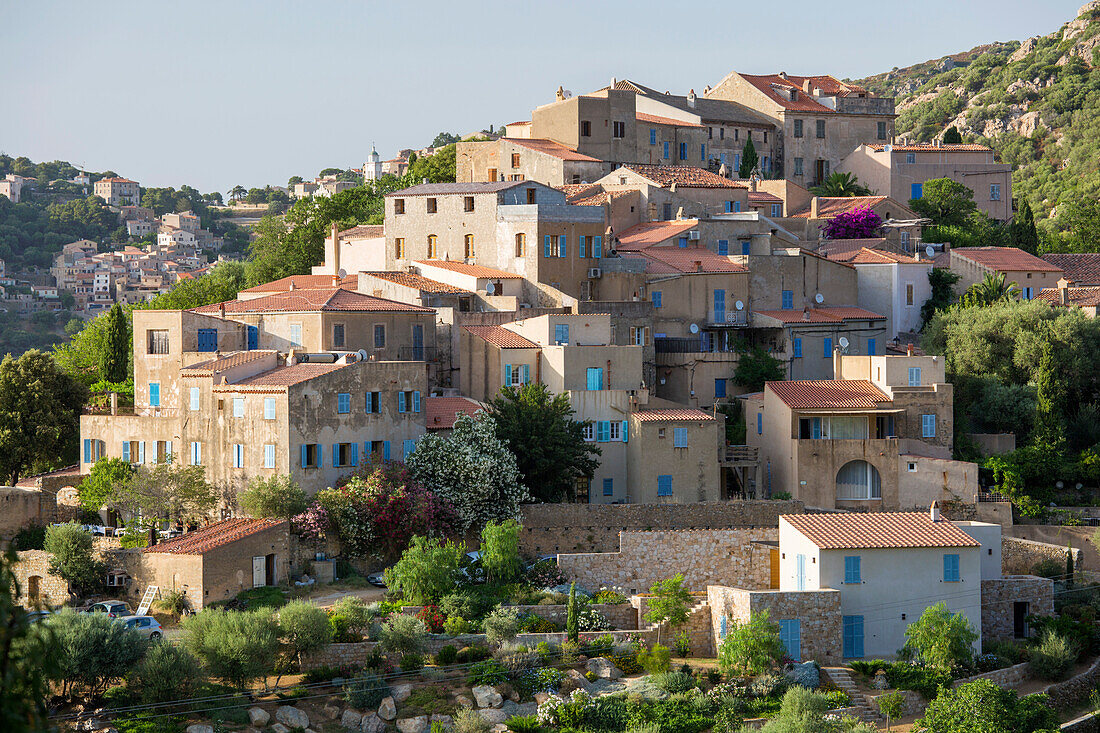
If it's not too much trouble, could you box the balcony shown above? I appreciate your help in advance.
[724,445,759,465]
[707,309,750,327]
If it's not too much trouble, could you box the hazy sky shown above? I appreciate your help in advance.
[1,0,1083,194]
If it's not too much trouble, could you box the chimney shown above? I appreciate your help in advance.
[331,221,341,282]
[810,197,819,219]
[611,76,617,89]
[802,79,812,94]
[694,260,702,272]
[1060,283,1070,306]
[779,71,788,79]
[218,302,225,320]
[930,500,941,522]
[687,88,696,108]
[906,343,914,357]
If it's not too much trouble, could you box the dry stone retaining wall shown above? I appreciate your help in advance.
[1044,656,1100,710]
[1002,536,1081,575]
[12,550,69,608]
[707,585,842,665]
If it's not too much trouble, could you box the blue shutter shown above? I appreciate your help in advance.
[911,182,923,200]
[121,441,130,462]
[793,338,802,358]
[332,444,339,467]
[504,364,513,386]
[138,441,145,464]
[944,554,960,581]
[757,413,762,435]
[578,236,586,258]
[522,365,530,384]
[350,442,358,466]
[782,290,793,309]
[603,478,614,496]
[148,382,160,407]
[717,239,729,255]
[741,240,751,255]
[701,143,706,161]
[650,128,657,145]
[413,391,421,413]
[83,439,92,464]
[247,325,258,350]
[657,475,673,496]
[621,420,628,442]
[678,237,687,248]
[300,445,308,468]
[867,338,876,356]
[593,236,602,258]
[663,141,669,158]
[714,289,725,320]
[845,556,861,584]
[843,616,864,658]
[398,391,407,412]
[715,379,727,399]
[652,291,662,308]
[544,235,552,257]
[558,234,567,258]
[824,337,832,357]
[403,439,416,458]
[383,441,391,460]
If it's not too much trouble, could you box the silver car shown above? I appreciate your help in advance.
[117,615,163,639]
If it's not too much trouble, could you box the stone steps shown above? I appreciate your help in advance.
[823,667,880,723]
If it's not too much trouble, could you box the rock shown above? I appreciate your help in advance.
[361,714,385,733]
[585,657,621,680]
[186,726,213,733]
[566,668,594,692]
[453,694,474,708]
[499,701,537,718]
[430,714,453,730]
[323,703,343,720]
[533,692,551,705]
[396,716,428,733]
[248,708,271,727]
[477,708,509,725]
[873,669,889,690]
[491,726,509,733]
[341,710,363,729]
[276,707,311,730]
[378,697,397,721]
[391,682,413,703]
[472,685,503,708]
[785,660,820,689]
[269,725,290,733]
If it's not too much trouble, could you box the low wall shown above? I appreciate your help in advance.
[1002,536,1081,575]
[1044,656,1100,710]
[981,576,1054,642]
[518,500,803,555]
[1006,525,1100,572]
[1063,711,1100,732]
[397,603,638,631]
[0,487,56,541]
[708,585,842,665]
[951,661,1030,689]
[558,528,776,594]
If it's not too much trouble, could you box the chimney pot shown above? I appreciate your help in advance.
[907,343,914,357]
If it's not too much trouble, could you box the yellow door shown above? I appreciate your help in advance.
[770,548,780,589]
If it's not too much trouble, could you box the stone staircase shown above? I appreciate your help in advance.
[822,667,880,724]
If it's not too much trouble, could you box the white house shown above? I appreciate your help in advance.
[818,244,933,339]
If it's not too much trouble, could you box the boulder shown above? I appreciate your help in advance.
[275,707,310,730]
[391,683,414,703]
[269,725,290,733]
[472,685,503,708]
[585,657,621,680]
[186,726,213,733]
[491,726,509,733]
[785,660,820,690]
[396,716,428,733]
[566,668,594,691]
[248,708,271,727]
[378,697,397,721]
[322,703,343,720]
[341,710,363,729]
[453,694,474,708]
[361,714,386,733]
[533,692,551,705]
[477,708,509,725]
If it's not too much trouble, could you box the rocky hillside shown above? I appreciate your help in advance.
[856,1,1100,220]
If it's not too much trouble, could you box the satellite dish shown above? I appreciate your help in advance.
[838,336,850,348]
[485,282,496,295]
[925,245,935,258]
[735,300,744,311]
[356,349,369,361]
[338,268,347,278]
[814,293,824,304]
[689,323,700,334]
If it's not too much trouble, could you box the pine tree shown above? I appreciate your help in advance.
[942,126,963,144]
[1011,198,1039,254]
[739,138,759,179]
[100,303,129,383]
[566,582,578,643]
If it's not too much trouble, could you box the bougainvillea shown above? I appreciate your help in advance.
[822,205,883,240]
[416,605,445,633]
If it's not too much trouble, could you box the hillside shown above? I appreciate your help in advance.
[856,1,1100,226]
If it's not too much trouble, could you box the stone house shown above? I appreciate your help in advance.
[818,246,933,339]
[456,136,606,187]
[310,225,387,276]
[12,551,70,609]
[949,247,1063,301]
[782,195,923,252]
[592,164,750,223]
[94,177,140,207]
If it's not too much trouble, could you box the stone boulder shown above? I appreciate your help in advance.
[378,697,397,721]
[341,710,363,729]
[186,726,213,733]
[275,707,310,730]
[391,683,413,703]
[396,716,428,733]
[453,694,474,708]
[785,660,820,689]
[269,725,290,733]
[361,714,385,733]
[477,708,509,725]
[472,685,503,708]
[248,708,271,727]
[322,703,343,720]
[585,657,622,680]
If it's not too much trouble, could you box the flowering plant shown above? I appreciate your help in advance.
[822,205,883,240]
[416,604,446,633]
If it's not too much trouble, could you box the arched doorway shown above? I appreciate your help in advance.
[836,460,881,501]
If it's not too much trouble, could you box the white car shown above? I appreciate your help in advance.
[117,615,163,639]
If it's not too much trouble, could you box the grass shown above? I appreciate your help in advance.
[401,687,454,717]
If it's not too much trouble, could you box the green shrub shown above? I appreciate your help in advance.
[127,642,202,705]
[638,644,672,674]
[585,634,615,657]
[443,616,471,636]
[750,673,788,699]
[484,607,521,646]
[504,714,541,733]
[592,588,628,604]
[400,653,424,672]
[456,645,492,664]
[436,644,458,665]
[12,523,46,551]
[1031,558,1064,579]
[332,595,373,634]
[1029,630,1079,680]
[613,648,643,675]
[344,673,390,709]
[153,588,188,617]
[453,707,491,733]
[717,610,786,676]
[50,610,148,697]
[182,608,278,691]
[848,659,891,678]
[278,600,333,664]
[884,663,952,699]
[712,695,744,733]
[651,671,696,693]
[820,689,851,708]
[468,659,509,686]
[378,613,428,656]
[585,670,598,682]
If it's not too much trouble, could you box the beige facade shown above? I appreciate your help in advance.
[593,166,750,223]
[94,177,140,207]
[456,137,606,187]
[780,196,922,252]
[949,247,1064,301]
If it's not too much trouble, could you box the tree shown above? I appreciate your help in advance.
[646,574,692,646]
[119,460,218,527]
[486,383,600,503]
[734,344,785,391]
[739,138,759,178]
[378,613,428,656]
[43,523,104,597]
[287,176,303,188]
[406,413,530,533]
[229,185,246,202]
[0,350,87,485]
[384,535,466,604]
[903,601,978,672]
[942,126,964,144]
[78,457,134,513]
[127,642,202,705]
[183,608,277,690]
[916,678,1057,733]
[961,272,1019,307]
[822,205,883,239]
[49,610,147,697]
[0,548,59,732]
[718,609,787,675]
[1011,198,1039,254]
[480,519,522,584]
[877,691,907,732]
[431,132,461,148]
[277,600,332,666]
[909,178,978,228]
[566,582,579,643]
[240,474,308,524]
[920,268,961,328]
[100,304,129,384]
[810,172,872,197]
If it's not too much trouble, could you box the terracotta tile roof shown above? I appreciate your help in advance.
[748,191,783,204]
[767,379,890,410]
[363,271,471,294]
[182,350,275,374]
[462,325,539,349]
[952,247,1063,273]
[634,408,715,422]
[868,143,991,153]
[509,138,601,162]
[616,220,700,251]
[240,274,358,294]
[753,306,885,324]
[507,120,531,126]
[386,181,523,197]
[635,112,706,128]
[143,518,285,555]
[789,196,888,219]
[425,396,483,429]
[214,362,351,391]
[622,246,748,274]
[736,73,845,112]
[1035,286,1100,307]
[569,190,634,207]
[193,289,433,314]
[337,225,384,238]
[559,184,598,199]
[782,512,980,550]
[415,260,523,279]
[812,238,890,258]
[97,177,138,184]
[1041,253,1100,285]
[827,247,921,265]
[621,164,748,190]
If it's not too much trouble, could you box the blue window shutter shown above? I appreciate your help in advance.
[657,475,672,496]
[678,237,687,248]
[83,439,91,464]
[621,420,628,442]
[593,236,602,258]
[650,128,657,145]
[701,143,706,161]
[544,235,552,257]
[824,337,832,357]
[559,234,567,258]
[911,182,923,200]
[757,413,763,435]
[331,444,338,467]
[149,382,160,407]
[715,379,727,399]
[413,390,421,412]
[782,290,793,309]
[505,364,513,386]
[793,338,802,358]
[522,364,530,384]
[735,202,742,212]
[653,291,662,308]
[398,391,407,412]
[383,441,391,460]
[300,445,307,468]
[351,442,358,466]
[663,141,669,158]
[122,441,130,462]
[868,338,876,356]
[741,240,751,255]
[717,239,728,255]
[603,478,613,496]
[579,236,586,258]
[403,439,416,458]
[138,441,145,463]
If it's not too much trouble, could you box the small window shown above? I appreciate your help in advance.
[426,198,438,213]
[332,323,345,348]
[922,413,936,438]
[943,554,961,582]
[147,329,169,354]
[844,556,862,584]
[427,234,438,259]
[757,413,762,435]
[657,475,673,497]
[190,387,200,411]
[464,234,474,259]
[526,187,536,204]
[679,142,687,161]
[990,184,1001,201]
[781,290,794,309]
[772,204,782,216]
[652,291,662,308]
[394,199,405,215]
[663,141,670,159]
[289,323,302,348]
[793,119,803,138]
[603,478,613,496]
[196,328,218,352]
[487,168,497,181]
[649,128,657,145]
[816,120,826,139]
[515,233,526,257]
[301,443,320,469]
[907,462,917,472]
[906,152,916,164]
[374,324,386,349]
[337,393,351,414]
[794,157,804,176]
[673,427,688,448]
[906,282,915,306]
[189,442,201,466]
[232,397,245,418]
[908,367,922,386]
[876,121,888,140]
[264,444,276,469]
[365,391,380,413]
[511,153,520,168]
[394,237,405,259]
[581,120,591,137]
[612,121,625,138]
[554,323,570,345]
[609,421,621,441]
[464,196,475,212]
[149,382,161,407]
[582,423,594,442]
[264,397,276,420]
[792,338,802,358]
[232,444,244,469]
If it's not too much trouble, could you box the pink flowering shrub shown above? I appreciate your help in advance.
[822,205,882,239]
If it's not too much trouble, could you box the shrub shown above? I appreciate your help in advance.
[902,602,978,673]
[558,639,580,664]
[877,690,907,728]
[638,643,672,674]
[585,633,615,657]
[577,607,610,632]
[456,645,492,664]
[504,714,541,733]
[183,608,277,690]
[12,523,46,551]
[651,671,696,693]
[718,610,786,676]
[712,695,744,733]
[436,644,458,665]
[848,659,891,678]
[127,642,201,705]
[378,614,429,656]
[417,605,445,633]
[328,613,358,643]
[820,689,851,708]
[1031,558,1064,579]
[917,678,1058,733]
[332,595,373,634]
[277,600,332,664]
[750,673,789,699]
[1029,630,1079,680]
[400,653,424,672]
[49,610,148,697]
[585,670,598,682]
[483,607,521,646]
[453,707,491,733]
[440,591,490,622]
[344,673,390,710]
[525,558,565,588]
[468,659,509,686]
[443,616,470,636]
[675,630,692,658]
[516,666,563,697]
[884,663,952,699]
[154,588,188,617]
[519,613,559,633]
[118,525,149,549]
[385,535,466,604]
[481,519,523,584]
[592,588,628,604]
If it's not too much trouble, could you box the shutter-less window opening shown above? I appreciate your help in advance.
[332,323,345,348]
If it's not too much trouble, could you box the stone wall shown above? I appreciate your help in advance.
[518,500,803,555]
[557,528,777,594]
[397,603,639,631]
[1044,656,1100,710]
[981,576,1054,642]
[951,661,1030,689]
[12,550,70,609]
[707,585,843,665]
[1062,711,1100,733]
[0,487,56,541]
[1002,536,1081,576]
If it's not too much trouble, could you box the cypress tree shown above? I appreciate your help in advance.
[942,126,963,144]
[739,138,759,179]
[1011,198,1039,254]
[1067,546,1074,588]
[100,303,129,383]
[566,582,578,643]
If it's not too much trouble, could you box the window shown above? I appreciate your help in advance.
[581,120,591,137]
[911,182,923,199]
[781,290,794,309]
[586,367,604,390]
[332,323,345,348]
[289,323,302,348]
[700,144,706,162]
[543,234,553,257]
[900,231,910,249]
[487,168,498,181]
[196,328,218,352]
[908,367,921,386]
[741,240,751,255]
[264,444,276,469]
[464,234,474,259]
[503,363,529,386]
[793,157,804,176]
[578,235,586,258]
[771,203,782,216]
[905,152,916,165]
[844,556,862,584]
[943,554,961,582]
[515,233,526,257]
[717,239,729,255]
[190,387,200,411]
[397,390,422,413]
[232,444,244,468]
[1023,286,1033,300]
[793,119,803,138]
[394,238,405,259]
[922,413,936,438]
[673,427,688,448]
[526,187,536,204]
[190,442,201,465]
[990,184,1001,201]
[868,338,876,356]
[596,420,610,442]
[337,393,351,414]
[427,234,438,258]
[815,120,825,139]
[824,337,832,357]
[609,421,621,441]
[792,338,802,358]
[678,236,687,248]
[582,423,594,442]
[652,291,662,308]
[148,329,169,354]
[300,444,320,468]
[907,461,917,472]
[877,121,887,140]
[149,382,160,407]
[464,196,475,212]
[332,442,357,468]
[906,282,915,306]
[612,120,625,138]
[264,397,276,420]
[663,141,670,159]
[649,128,657,145]
[629,326,648,345]
[232,397,245,418]
[554,323,570,345]
[593,235,602,258]
[679,142,687,161]
[657,475,673,497]
[374,324,386,349]
[426,198,437,213]
[364,391,380,413]
[836,460,882,500]
[511,153,520,168]
[757,412,762,435]
[394,199,405,215]
[603,478,613,497]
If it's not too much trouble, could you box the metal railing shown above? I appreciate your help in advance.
[724,445,760,464]
[707,310,750,326]
[396,346,437,361]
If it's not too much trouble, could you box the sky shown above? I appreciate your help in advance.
[0,0,1084,194]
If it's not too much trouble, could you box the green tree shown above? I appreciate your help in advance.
[377,613,428,656]
[480,519,522,584]
[718,609,787,675]
[384,535,466,604]
[0,350,87,485]
[99,303,129,384]
[1011,199,1040,254]
[734,344,785,391]
[646,574,692,647]
[229,185,246,202]
[903,601,978,672]
[961,272,1019,307]
[877,690,907,732]
[942,127,964,144]
[920,268,961,328]
[739,138,759,178]
[240,474,308,524]
[810,172,872,197]
[277,600,332,666]
[119,460,218,527]
[909,178,978,228]
[566,582,579,643]
[916,678,1057,733]
[44,523,105,597]
[486,383,600,503]
[78,457,134,513]
[127,642,203,705]
[183,608,277,690]
[0,547,59,732]
[431,132,461,147]
[49,610,147,697]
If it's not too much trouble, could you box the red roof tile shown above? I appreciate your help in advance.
[415,260,523,279]
[634,408,715,422]
[462,325,539,349]
[143,518,285,555]
[194,289,433,314]
[1041,253,1100,285]
[736,74,845,112]
[867,143,991,153]
[336,225,384,239]
[425,396,483,429]
[789,196,888,219]
[952,247,1063,273]
[782,512,980,550]
[622,246,748,274]
[827,247,921,265]
[616,220,700,251]
[240,274,359,294]
[635,112,706,128]
[748,191,783,204]
[213,362,351,391]
[568,190,634,207]
[182,350,275,374]
[363,271,471,294]
[621,164,748,189]
[509,138,601,162]
[767,379,890,410]
[1035,286,1100,307]
[753,306,885,324]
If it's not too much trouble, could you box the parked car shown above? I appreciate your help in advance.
[366,570,388,588]
[85,601,132,618]
[25,610,51,623]
[117,615,163,639]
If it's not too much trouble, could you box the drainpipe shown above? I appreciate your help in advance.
[606,359,612,390]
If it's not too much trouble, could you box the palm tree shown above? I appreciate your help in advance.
[810,172,872,197]
[962,272,1019,307]
[229,185,246,202]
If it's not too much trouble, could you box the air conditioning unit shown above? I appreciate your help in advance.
[688,230,701,241]
[587,268,602,278]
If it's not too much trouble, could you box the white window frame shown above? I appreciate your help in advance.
[232,397,245,418]
[264,444,276,469]
[232,444,244,468]
[189,441,201,466]
[609,421,621,441]
[583,424,594,442]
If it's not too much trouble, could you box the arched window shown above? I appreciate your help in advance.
[836,460,881,501]
[427,235,438,259]
[464,234,474,260]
